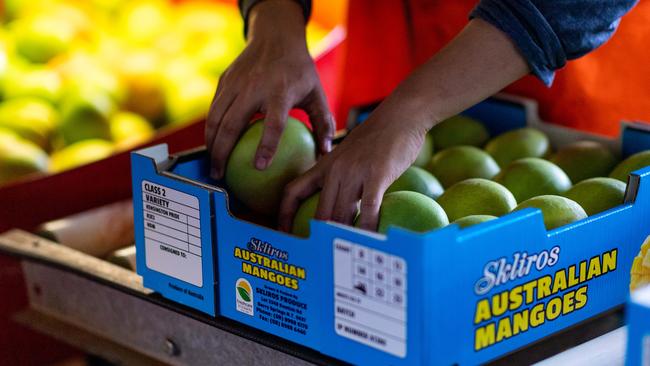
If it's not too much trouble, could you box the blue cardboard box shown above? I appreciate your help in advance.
[132,95,650,365]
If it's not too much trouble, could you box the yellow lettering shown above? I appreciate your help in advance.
[602,249,617,274]
[563,290,576,314]
[496,317,512,342]
[553,270,567,293]
[492,292,509,317]
[523,280,537,304]
[587,257,602,279]
[242,262,252,274]
[537,276,552,299]
[546,297,562,320]
[474,299,492,324]
[568,265,580,287]
[575,286,588,309]
[475,323,496,351]
[530,303,545,327]
[509,286,523,311]
[513,310,529,335]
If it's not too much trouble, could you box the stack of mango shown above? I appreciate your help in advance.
[0,0,329,185]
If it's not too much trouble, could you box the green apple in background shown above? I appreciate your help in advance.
[453,215,497,229]
[226,117,316,216]
[485,128,550,167]
[12,16,76,63]
[609,150,650,182]
[109,111,154,149]
[0,97,58,149]
[564,177,626,216]
[426,146,500,188]
[551,141,619,183]
[0,129,48,184]
[494,158,572,202]
[49,139,114,173]
[514,195,587,230]
[58,85,115,146]
[373,191,448,234]
[412,133,434,168]
[292,192,321,238]
[437,178,516,222]
[430,115,489,150]
[386,166,444,199]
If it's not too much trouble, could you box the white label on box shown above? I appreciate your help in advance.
[333,239,407,358]
[142,181,203,287]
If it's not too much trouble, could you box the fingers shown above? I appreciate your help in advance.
[205,77,236,155]
[357,179,386,231]
[209,94,259,179]
[278,169,321,232]
[255,97,291,170]
[304,88,334,156]
[330,182,362,225]
[314,170,339,221]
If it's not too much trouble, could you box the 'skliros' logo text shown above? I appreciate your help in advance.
[474,246,561,295]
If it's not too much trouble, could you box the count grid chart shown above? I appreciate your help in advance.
[333,239,407,358]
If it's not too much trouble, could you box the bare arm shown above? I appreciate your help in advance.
[279,19,530,231]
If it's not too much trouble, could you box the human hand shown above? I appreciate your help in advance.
[205,0,334,179]
[278,93,433,232]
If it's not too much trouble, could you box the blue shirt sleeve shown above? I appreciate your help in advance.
[471,0,638,86]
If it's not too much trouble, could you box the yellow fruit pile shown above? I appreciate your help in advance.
[0,0,329,185]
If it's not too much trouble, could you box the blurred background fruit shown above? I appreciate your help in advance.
[0,128,48,184]
[49,139,114,172]
[0,0,331,185]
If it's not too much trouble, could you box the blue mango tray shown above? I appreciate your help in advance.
[131,95,650,365]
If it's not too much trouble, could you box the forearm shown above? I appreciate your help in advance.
[240,0,311,38]
[385,18,530,131]
[247,0,307,47]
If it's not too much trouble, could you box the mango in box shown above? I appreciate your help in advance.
[485,127,550,167]
[427,146,500,188]
[437,178,516,222]
[610,150,650,182]
[292,192,321,238]
[386,166,444,199]
[495,158,572,203]
[226,117,316,216]
[453,215,497,229]
[514,195,587,230]
[430,115,489,150]
[551,141,619,183]
[564,177,626,216]
[375,191,448,234]
[412,133,434,168]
